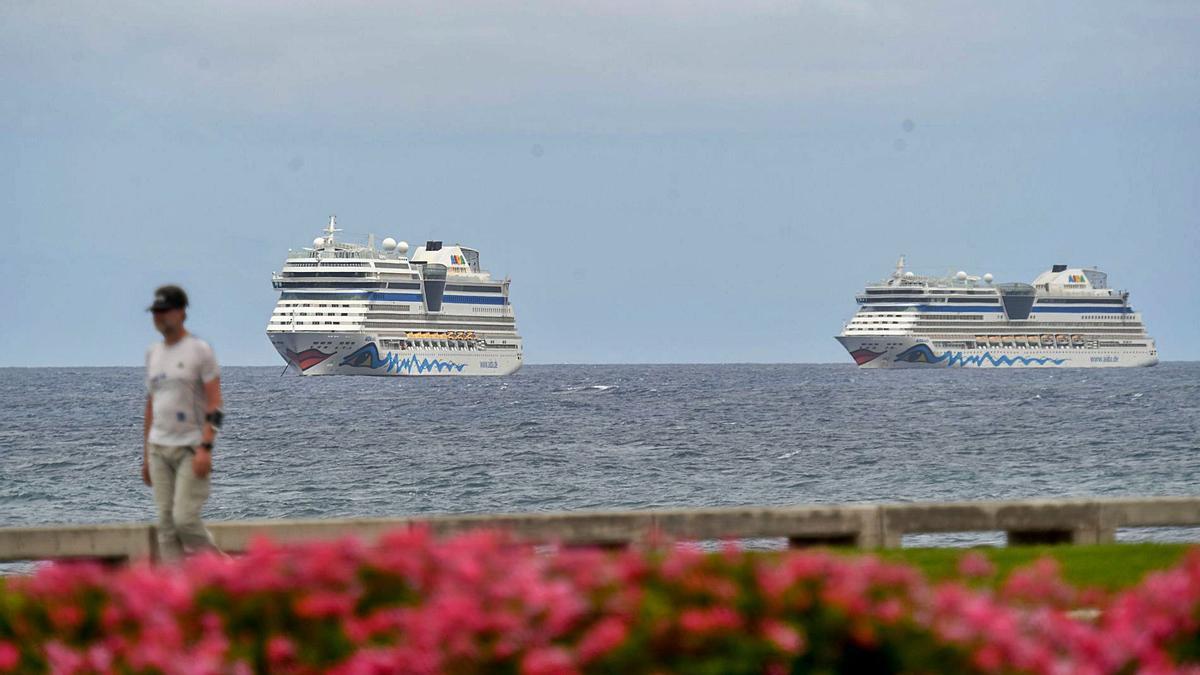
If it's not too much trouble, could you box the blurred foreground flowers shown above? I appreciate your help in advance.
[1,529,1198,674]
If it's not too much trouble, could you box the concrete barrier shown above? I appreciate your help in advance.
[0,523,155,562]
[2,497,1198,563]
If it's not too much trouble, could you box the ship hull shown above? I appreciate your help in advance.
[835,336,1159,369]
[269,332,522,376]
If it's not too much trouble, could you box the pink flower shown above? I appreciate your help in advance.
[679,607,742,635]
[958,551,995,579]
[0,642,19,672]
[266,636,296,664]
[874,598,905,624]
[762,620,806,655]
[973,643,1004,671]
[577,617,629,662]
[44,642,85,674]
[520,646,578,675]
[295,591,355,618]
[49,605,84,631]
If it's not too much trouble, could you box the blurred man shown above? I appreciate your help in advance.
[143,285,223,561]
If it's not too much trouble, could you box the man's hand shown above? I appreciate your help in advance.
[142,461,151,486]
[193,448,212,478]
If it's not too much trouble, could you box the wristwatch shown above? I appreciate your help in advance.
[198,442,214,452]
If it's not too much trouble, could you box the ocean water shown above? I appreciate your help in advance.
[2,363,1199,551]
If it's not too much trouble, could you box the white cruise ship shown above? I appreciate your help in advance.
[267,217,522,376]
[836,258,1158,368]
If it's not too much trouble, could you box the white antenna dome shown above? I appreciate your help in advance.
[396,241,409,255]
[956,270,968,281]
[983,273,994,283]
[382,237,397,251]
[903,271,915,279]
[313,237,324,248]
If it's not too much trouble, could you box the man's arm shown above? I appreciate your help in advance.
[192,376,222,478]
[142,396,153,485]
[201,377,222,446]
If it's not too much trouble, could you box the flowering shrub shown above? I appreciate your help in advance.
[0,530,1198,674]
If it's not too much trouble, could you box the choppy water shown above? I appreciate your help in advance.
[2,364,1199,551]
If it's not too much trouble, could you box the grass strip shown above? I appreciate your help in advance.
[875,543,1194,591]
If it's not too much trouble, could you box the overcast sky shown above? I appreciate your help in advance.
[3,1,1198,365]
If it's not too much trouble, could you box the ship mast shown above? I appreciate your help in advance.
[323,215,342,243]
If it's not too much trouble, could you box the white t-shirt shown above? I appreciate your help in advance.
[145,335,220,447]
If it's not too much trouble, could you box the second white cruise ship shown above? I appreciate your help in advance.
[836,258,1158,368]
[267,217,522,376]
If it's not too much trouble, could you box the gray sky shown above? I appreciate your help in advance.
[3,0,1198,365]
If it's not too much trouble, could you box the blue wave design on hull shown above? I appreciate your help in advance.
[893,344,1067,367]
[340,343,466,374]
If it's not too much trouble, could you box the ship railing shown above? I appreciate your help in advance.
[287,248,381,260]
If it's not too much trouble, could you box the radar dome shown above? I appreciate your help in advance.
[904,271,915,279]
[313,237,324,248]
[983,273,994,283]
[382,237,397,251]
[397,241,409,255]
[956,270,968,280]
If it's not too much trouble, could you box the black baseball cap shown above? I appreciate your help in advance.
[148,285,189,312]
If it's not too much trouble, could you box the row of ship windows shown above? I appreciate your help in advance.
[935,343,1149,351]
[275,281,503,292]
[278,274,499,289]
[864,289,997,295]
[371,340,520,351]
[861,289,1124,303]
[381,340,483,351]
[279,310,512,317]
[281,271,373,278]
[273,314,518,326]
[882,329,1148,335]
[857,320,1145,328]
[274,281,423,289]
[862,299,1126,305]
[940,324,1143,330]
[861,306,1133,314]
[275,301,510,315]
[848,325,1146,333]
[285,261,375,268]
[854,317,1142,324]
[859,298,1000,304]
[365,321,519,329]
[859,314,1140,325]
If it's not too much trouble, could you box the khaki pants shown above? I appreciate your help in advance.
[148,443,216,562]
